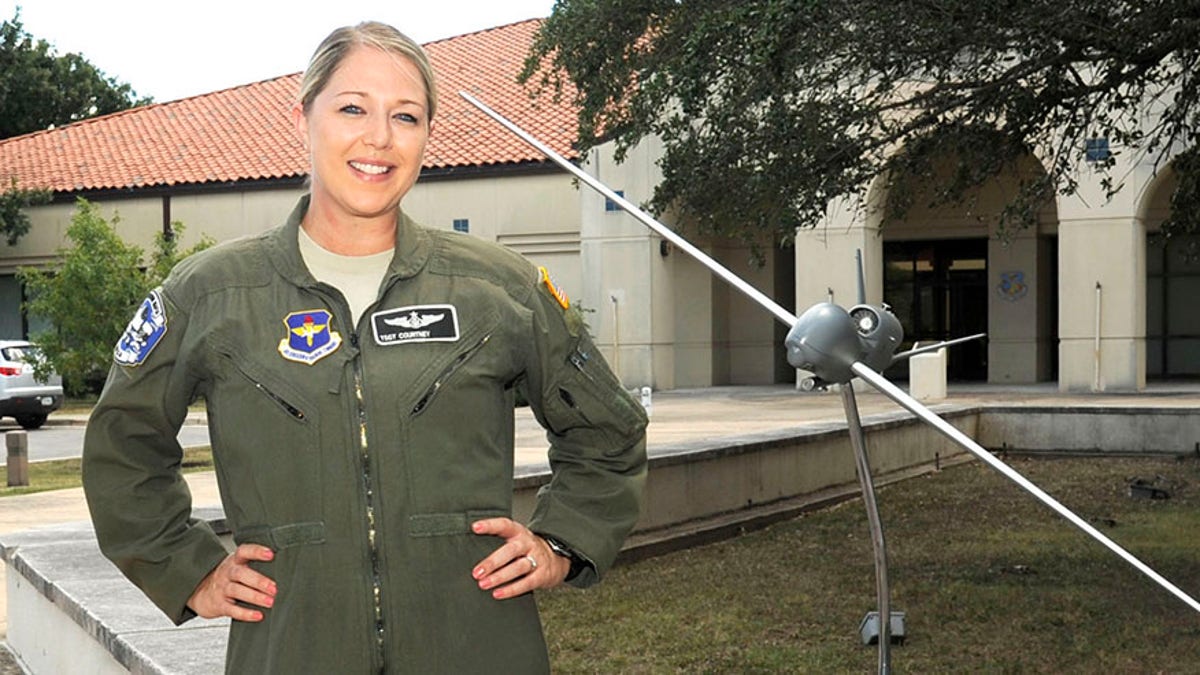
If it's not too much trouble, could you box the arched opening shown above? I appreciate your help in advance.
[1142,158,1200,379]
[874,137,1059,383]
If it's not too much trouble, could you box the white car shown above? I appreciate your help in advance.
[0,340,63,429]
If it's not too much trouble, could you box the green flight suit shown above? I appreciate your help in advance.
[82,196,649,673]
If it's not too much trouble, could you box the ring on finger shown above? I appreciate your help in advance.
[525,554,538,571]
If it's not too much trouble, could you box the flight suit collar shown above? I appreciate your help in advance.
[267,194,433,288]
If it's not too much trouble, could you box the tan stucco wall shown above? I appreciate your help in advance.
[580,137,789,390]
[1,174,584,346]
[6,172,581,275]
[170,190,306,243]
[578,142,664,389]
[4,191,307,275]
[405,172,584,297]
[2,197,168,273]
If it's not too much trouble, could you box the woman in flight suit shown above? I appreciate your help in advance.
[83,21,647,673]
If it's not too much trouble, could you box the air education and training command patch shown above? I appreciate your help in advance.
[539,266,570,310]
[114,289,168,366]
[278,309,342,365]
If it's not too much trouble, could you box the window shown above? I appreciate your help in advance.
[452,218,469,233]
[605,190,625,212]
[1085,138,1111,163]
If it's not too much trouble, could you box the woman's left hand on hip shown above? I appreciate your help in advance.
[470,517,570,599]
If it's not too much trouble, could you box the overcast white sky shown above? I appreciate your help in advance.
[3,0,557,103]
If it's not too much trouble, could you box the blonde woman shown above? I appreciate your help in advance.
[84,21,647,673]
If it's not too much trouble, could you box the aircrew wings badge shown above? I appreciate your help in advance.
[539,266,570,310]
[278,309,342,365]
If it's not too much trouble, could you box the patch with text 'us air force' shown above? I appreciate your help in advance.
[278,309,342,365]
[114,289,168,367]
[371,305,459,346]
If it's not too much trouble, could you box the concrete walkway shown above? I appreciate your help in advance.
[3,383,1200,644]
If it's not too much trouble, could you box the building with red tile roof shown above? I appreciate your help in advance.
[0,16,915,393]
[0,17,815,393]
[0,19,578,195]
[0,12,1192,401]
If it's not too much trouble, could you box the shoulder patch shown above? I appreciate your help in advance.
[539,266,570,310]
[114,289,168,367]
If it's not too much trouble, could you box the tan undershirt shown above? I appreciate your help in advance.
[298,226,393,327]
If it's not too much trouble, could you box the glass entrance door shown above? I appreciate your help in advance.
[1147,234,1200,378]
[884,239,988,381]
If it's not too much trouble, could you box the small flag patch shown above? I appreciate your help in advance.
[539,266,570,310]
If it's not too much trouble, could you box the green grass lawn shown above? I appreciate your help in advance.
[538,456,1200,673]
[0,446,212,496]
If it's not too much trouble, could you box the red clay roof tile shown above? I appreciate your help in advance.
[0,19,577,194]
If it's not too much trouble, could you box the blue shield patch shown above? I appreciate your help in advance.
[114,290,168,366]
[278,309,342,365]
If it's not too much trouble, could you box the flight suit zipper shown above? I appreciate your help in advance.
[410,333,492,416]
[219,350,307,421]
[351,331,387,666]
[253,381,306,421]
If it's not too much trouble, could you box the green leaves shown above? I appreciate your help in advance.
[0,177,49,245]
[17,199,210,395]
[525,0,1200,244]
[0,8,150,139]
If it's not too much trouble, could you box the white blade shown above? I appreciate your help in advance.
[459,91,798,328]
[852,361,1200,614]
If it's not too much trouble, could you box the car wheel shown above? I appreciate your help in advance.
[16,414,47,430]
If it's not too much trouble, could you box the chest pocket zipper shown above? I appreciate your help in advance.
[217,352,309,422]
[411,334,492,416]
[253,380,307,421]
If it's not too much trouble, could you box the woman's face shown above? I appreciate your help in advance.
[294,45,430,226]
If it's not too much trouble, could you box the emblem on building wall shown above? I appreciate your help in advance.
[997,271,1028,302]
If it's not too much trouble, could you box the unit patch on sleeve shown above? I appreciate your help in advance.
[539,266,570,310]
[278,309,343,365]
[371,304,459,345]
[114,289,168,367]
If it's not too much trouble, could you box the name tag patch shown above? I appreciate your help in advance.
[114,289,168,366]
[372,305,459,345]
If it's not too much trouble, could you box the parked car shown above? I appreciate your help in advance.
[0,340,63,429]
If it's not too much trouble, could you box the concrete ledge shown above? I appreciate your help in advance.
[2,508,229,675]
[978,405,1200,455]
[6,402,1200,673]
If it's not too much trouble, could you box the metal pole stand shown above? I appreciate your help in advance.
[842,386,902,673]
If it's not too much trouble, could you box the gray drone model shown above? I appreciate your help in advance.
[461,92,1200,674]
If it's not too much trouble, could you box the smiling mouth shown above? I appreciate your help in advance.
[350,160,391,176]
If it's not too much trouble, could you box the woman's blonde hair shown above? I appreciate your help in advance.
[299,21,438,124]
